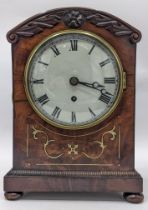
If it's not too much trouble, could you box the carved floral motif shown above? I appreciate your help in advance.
[63,10,85,28]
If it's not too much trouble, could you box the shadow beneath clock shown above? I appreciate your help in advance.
[23,192,123,202]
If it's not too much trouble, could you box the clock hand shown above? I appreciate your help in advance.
[69,77,104,89]
[79,81,105,90]
[80,81,113,96]
[69,77,111,94]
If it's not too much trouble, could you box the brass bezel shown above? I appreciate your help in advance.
[24,30,124,130]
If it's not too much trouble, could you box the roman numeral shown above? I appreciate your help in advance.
[32,79,44,84]
[37,94,49,105]
[88,44,95,55]
[100,58,110,67]
[99,93,112,104]
[88,107,96,117]
[70,40,78,51]
[38,61,49,66]
[104,77,116,84]
[52,106,61,118]
[51,45,60,56]
[71,111,76,122]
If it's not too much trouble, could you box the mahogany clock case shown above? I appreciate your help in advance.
[4,7,143,203]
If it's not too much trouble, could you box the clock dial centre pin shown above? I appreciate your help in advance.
[69,77,79,86]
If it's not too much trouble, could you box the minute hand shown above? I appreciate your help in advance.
[69,77,113,96]
[79,81,103,89]
[78,81,111,93]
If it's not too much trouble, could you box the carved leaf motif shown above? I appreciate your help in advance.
[7,8,141,44]
[17,15,61,35]
[86,13,133,36]
[8,13,62,43]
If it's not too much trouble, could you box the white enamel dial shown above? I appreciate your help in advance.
[25,30,123,129]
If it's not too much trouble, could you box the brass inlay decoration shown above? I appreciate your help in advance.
[31,125,118,163]
[83,126,116,160]
[26,124,29,157]
[32,126,64,159]
[36,163,113,166]
[30,118,112,137]
[44,140,64,159]
[118,126,121,159]
[68,144,78,155]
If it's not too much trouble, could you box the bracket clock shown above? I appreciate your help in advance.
[4,7,144,203]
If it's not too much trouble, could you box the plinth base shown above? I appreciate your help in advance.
[4,169,143,203]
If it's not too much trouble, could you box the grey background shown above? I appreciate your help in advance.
[0,0,147,209]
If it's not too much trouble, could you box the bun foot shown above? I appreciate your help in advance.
[4,192,23,200]
[123,192,144,203]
